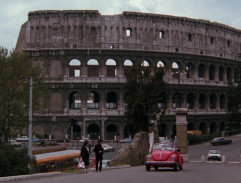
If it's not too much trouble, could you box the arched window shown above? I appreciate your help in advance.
[172,92,182,108]
[218,66,224,81]
[209,65,215,80]
[227,67,232,82]
[198,64,205,78]
[124,59,133,77]
[198,93,206,109]
[106,91,118,109]
[69,92,81,109]
[69,59,81,77]
[186,63,194,79]
[141,60,150,67]
[87,59,99,76]
[172,62,179,79]
[186,93,195,109]
[106,59,117,76]
[210,93,217,109]
[157,61,165,68]
[220,94,226,109]
[87,91,99,109]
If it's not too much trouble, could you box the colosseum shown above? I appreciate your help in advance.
[15,10,241,140]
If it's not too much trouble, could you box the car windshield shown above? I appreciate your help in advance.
[209,150,220,154]
[153,143,175,151]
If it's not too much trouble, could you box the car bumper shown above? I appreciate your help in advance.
[145,161,176,167]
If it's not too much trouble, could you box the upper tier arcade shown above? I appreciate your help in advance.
[16,10,241,60]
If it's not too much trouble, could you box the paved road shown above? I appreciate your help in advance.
[7,163,241,183]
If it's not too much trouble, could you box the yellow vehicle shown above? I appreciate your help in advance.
[33,150,80,172]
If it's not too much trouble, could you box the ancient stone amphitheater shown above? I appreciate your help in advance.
[16,10,241,140]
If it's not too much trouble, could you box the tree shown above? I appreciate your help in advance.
[125,64,166,135]
[227,83,241,129]
[0,47,48,142]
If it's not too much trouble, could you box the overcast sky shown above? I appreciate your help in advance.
[1,0,241,51]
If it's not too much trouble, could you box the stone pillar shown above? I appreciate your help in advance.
[175,108,188,157]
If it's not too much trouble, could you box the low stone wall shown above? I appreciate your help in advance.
[110,131,149,166]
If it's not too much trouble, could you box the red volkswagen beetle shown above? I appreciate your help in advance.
[145,141,183,171]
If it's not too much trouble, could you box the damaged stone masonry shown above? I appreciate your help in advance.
[15,10,241,140]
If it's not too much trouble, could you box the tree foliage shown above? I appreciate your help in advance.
[227,82,241,129]
[125,64,166,135]
[0,47,48,141]
[0,143,30,177]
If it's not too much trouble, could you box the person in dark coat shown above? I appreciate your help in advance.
[81,140,90,173]
[93,139,104,172]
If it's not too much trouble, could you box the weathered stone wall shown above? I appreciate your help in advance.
[16,10,241,60]
[110,131,149,166]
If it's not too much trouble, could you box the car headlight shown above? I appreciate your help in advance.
[170,155,176,161]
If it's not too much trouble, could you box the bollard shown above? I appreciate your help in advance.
[222,155,226,163]
[201,155,205,162]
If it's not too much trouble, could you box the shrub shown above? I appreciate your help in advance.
[0,143,30,177]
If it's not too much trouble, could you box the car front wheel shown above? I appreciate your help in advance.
[146,165,151,171]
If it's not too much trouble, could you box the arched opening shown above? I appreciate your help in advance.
[69,59,81,77]
[199,122,207,134]
[106,91,118,109]
[220,121,226,132]
[106,124,118,140]
[227,67,232,82]
[187,123,195,131]
[141,60,150,67]
[87,59,99,76]
[198,64,205,78]
[220,94,226,109]
[69,124,81,140]
[172,92,182,108]
[87,91,99,109]
[210,93,217,109]
[209,65,215,80]
[69,92,81,109]
[124,59,133,77]
[186,93,195,109]
[185,63,194,79]
[172,62,179,79]
[198,93,206,109]
[124,126,129,138]
[87,123,100,140]
[210,122,217,134]
[106,59,117,76]
[218,66,224,81]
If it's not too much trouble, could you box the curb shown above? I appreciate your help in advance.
[0,172,61,182]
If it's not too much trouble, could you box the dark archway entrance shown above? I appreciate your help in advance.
[158,123,168,137]
[106,124,117,140]
[69,124,81,140]
[88,123,100,140]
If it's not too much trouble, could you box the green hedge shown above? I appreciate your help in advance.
[0,143,31,177]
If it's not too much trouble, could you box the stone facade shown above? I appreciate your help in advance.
[15,10,241,140]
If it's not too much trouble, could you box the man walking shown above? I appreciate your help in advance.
[93,139,104,172]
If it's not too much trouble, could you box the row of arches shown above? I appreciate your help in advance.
[67,90,226,110]
[53,57,240,83]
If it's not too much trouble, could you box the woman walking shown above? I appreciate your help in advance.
[81,140,90,173]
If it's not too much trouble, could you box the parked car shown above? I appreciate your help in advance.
[145,141,183,171]
[10,140,21,148]
[16,136,28,142]
[79,138,90,144]
[102,144,115,152]
[16,136,40,143]
[210,137,232,146]
[207,149,222,161]
[120,138,131,143]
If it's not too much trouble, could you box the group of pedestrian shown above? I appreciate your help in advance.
[80,139,104,173]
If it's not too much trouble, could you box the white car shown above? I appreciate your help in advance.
[102,144,115,152]
[16,136,29,142]
[102,160,111,168]
[79,138,90,144]
[207,149,222,161]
